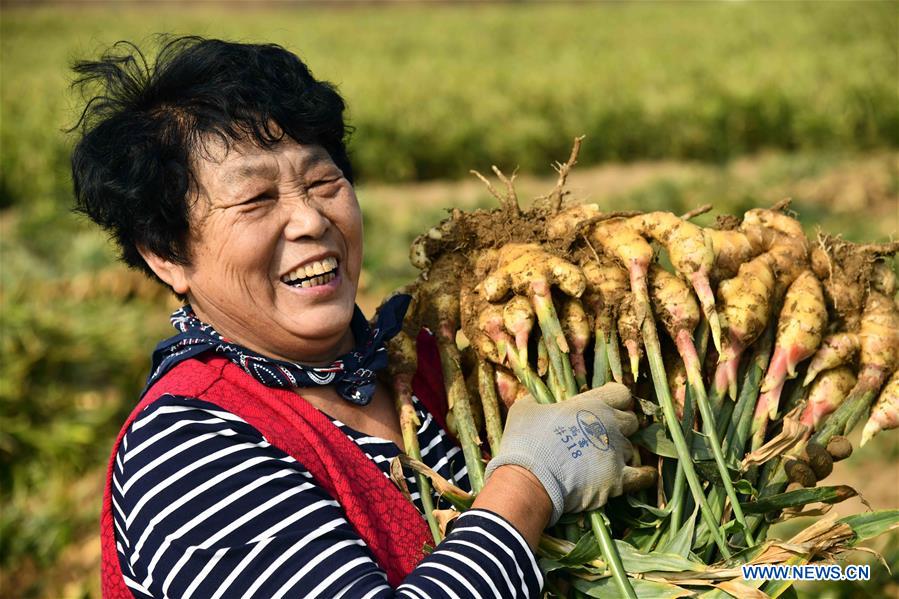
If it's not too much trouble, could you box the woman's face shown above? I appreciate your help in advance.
[170,137,363,363]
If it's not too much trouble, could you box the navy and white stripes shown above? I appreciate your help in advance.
[112,394,543,598]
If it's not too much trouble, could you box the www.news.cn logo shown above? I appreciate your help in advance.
[741,563,870,581]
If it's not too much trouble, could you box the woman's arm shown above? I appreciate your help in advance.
[471,465,552,550]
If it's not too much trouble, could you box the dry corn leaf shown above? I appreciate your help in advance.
[777,504,833,522]
[639,568,743,583]
[741,406,809,470]
[749,514,854,565]
[433,508,461,537]
[397,454,474,508]
[838,545,891,573]
[389,456,413,503]
[714,579,770,599]
[789,514,854,546]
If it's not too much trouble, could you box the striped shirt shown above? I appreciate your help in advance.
[112,392,544,598]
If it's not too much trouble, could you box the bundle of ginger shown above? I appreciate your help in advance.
[384,139,899,598]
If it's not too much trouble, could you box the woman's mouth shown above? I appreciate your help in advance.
[280,256,339,288]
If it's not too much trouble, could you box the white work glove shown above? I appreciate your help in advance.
[484,383,656,525]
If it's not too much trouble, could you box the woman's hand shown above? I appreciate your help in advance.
[473,383,656,548]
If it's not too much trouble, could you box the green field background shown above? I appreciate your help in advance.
[1,2,898,597]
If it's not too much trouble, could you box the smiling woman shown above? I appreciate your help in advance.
[70,36,648,598]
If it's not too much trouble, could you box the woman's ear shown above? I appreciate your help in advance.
[137,246,191,295]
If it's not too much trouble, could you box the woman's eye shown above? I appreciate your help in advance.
[242,193,273,205]
[311,178,343,194]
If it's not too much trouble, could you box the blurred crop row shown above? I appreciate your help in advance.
[2,2,896,205]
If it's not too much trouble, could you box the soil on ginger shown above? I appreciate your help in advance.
[453,207,549,252]
[356,151,898,312]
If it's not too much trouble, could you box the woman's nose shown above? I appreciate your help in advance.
[283,196,330,240]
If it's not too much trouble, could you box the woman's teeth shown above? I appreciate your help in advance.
[295,271,337,288]
[281,256,339,287]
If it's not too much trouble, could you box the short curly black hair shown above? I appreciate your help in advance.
[70,36,354,285]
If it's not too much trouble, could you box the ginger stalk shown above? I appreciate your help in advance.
[560,298,592,391]
[861,369,899,446]
[386,329,443,543]
[478,303,554,406]
[493,365,521,409]
[540,337,567,403]
[649,264,754,542]
[477,360,504,455]
[420,253,486,491]
[667,357,688,420]
[502,295,535,366]
[579,253,629,385]
[812,290,899,445]
[592,335,612,388]
[722,323,777,459]
[799,366,857,432]
[481,243,585,398]
[576,254,611,386]
[741,208,809,297]
[461,348,485,434]
[617,293,644,381]
[590,218,654,330]
[605,328,625,386]
[757,271,828,423]
[545,202,601,240]
[460,282,501,365]
[640,309,733,556]
[630,211,723,353]
[803,332,860,386]
[697,324,776,554]
[714,254,776,400]
[707,227,758,281]
[665,353,697,546]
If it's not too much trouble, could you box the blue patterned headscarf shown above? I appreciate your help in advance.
[144,294,411,405]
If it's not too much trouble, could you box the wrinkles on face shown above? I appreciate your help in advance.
[191,267,277,347]
[179,136,364,363]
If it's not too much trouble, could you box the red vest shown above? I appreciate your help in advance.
[100,332,449,597]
